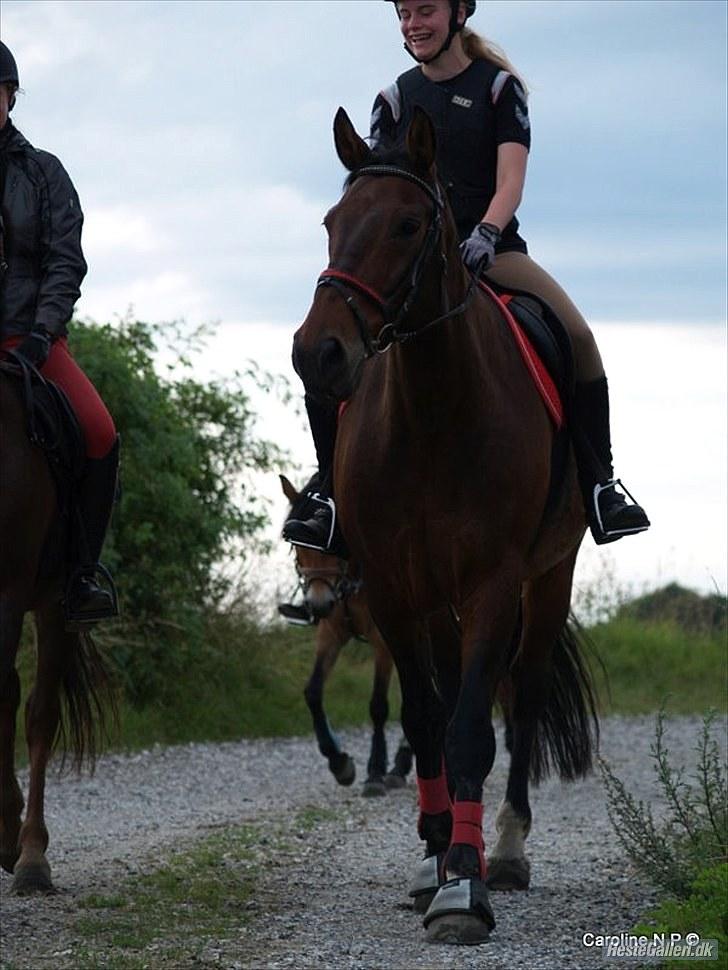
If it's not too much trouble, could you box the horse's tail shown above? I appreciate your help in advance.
[56,630,118,772]
[530,615,602,784]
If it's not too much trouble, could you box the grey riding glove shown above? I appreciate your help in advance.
[459,222,501,273]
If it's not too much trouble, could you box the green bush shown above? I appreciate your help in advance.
[616,583,727,637]
[69,316,288,705]
[600,708,727,898]
[633,863,727,968]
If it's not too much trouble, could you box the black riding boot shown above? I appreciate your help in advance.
[65,436,120,627]
[573,377,650,545]
[282,395,343,552]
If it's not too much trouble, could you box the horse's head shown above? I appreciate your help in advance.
[280,474,347,619]
[292,106,464,401]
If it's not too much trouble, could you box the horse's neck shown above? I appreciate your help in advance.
[384,295,508,416]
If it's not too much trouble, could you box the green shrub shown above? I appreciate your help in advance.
[633,863,727,968]
[69,316,289,705]
[600,708,727,898]
[616,583,727,637]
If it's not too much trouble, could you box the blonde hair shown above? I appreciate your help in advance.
[461,28,528,94]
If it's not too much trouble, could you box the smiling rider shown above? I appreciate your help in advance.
[283,0,650,553]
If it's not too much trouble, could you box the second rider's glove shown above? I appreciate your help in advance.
[15,326,52,369]
[459,222,501,274]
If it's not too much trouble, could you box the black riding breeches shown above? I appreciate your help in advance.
[305,394,337,492]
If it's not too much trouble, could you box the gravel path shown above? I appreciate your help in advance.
[0,715,719,969]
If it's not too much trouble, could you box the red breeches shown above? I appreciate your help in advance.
[1,337,116,459]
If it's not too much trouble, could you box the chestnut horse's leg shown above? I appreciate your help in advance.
[304,620,355,786]
[362,636,393,797]
[12,601,69,894]
[0,593,26,875]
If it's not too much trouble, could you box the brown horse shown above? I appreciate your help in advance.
[0,366,114,894]
[291,108,599,944]
[280,474,412,796]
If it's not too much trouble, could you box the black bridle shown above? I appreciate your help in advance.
[316,165,477,357]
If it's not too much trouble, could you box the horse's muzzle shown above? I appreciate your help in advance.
[292,331,360,401]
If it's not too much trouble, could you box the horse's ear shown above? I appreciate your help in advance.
[406,106,437,175]
[280,474,299,504]
[334,107,372,172]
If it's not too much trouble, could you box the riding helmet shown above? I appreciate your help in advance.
[384,1,477,63]
[0,41,19,87]
[385,1,477,21]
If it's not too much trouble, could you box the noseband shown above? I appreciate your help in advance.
[316,165,476,356]
[296,560,362,603]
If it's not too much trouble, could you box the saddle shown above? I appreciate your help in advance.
[0,353,86,514]
[481,278,575,427]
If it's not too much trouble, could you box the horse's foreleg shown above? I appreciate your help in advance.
[424,583,521,943]
[362,637,392,797]
[370,613,452,913]
[12,606,68,894]
[0,595,25,875]
[304,623,355,786]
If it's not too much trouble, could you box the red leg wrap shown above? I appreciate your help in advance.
[416,771,451,816]
[451,799,486,878]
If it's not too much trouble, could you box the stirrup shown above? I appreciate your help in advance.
[64,564,120,630]
[277,602,316,626]
[283,492,336,551]
[592,479,650,544]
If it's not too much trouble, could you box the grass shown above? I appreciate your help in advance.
[48,804,350,969]
[14,618,398,762]
[69,823,265,969]
[12,592,725,764]
[589,617,727,715]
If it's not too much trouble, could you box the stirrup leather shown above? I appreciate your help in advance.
[593,479,649,537]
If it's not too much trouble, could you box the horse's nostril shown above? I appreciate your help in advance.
[317,338,345,382]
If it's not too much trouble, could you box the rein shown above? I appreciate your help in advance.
[316,165,477,356]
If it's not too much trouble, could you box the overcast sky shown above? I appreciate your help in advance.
[2,0,726,599]
[3,0,727,325]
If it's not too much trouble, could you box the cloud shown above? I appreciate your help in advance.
[82,205,167,256]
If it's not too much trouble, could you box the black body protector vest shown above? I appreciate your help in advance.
[373,59,529,252]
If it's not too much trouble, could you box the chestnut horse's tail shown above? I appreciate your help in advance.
[56,629,118,772]
[530,617,602,784]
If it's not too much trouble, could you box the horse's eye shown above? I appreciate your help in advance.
[398,218,421,237]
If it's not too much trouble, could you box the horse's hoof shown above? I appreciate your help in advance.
[383,771,407,790]
[11,860,56,895]
[423,878,495,945]
[330,753,356,786]
[425,911,492,945]
[485,856,530,891]
[362,777,387,797]
[409,852,445,913]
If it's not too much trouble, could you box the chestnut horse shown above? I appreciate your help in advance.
[0,366,114,894]
[280,474,412,796]
[291,108,599,944]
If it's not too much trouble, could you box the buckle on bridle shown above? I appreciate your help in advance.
[373,323,396,354]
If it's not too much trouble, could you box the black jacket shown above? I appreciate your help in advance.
[0,121,87,339]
